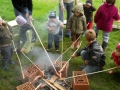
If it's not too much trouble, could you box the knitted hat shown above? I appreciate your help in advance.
[116,43,120,50]
[86,1,91,5]
[15,15,27,26]
[49,11,56,18]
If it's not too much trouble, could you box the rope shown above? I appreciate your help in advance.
[30,21,58,75]
[55,34,82,63]
[64,67,117,80]
[12,40,25,79]
[59,41,82,73]
[22,52,44,76]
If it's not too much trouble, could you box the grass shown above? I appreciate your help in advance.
[0,0,120,90]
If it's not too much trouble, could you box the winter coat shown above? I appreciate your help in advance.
[67,4,87,34]
[76,40,106,67]
[46,18,63,35]
[94,3,120,32]
[0,23,13,46]
[83,5,96,22]
[11,0,32,15]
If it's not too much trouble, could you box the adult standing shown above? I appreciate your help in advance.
[11,0,33,22]
[59,0,78,40]
[94,0,120,51]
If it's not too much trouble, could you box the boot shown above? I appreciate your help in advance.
[102,41,108,51]
[2,62,8,70]
[76,41,80,49]
[71,42,74,49]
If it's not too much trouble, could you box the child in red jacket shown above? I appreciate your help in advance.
[109,43,120,74]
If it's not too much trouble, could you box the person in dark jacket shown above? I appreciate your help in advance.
[71,30,106,74]
[11,0,33,22]
[83,1,96,29]
[0,17,14,70]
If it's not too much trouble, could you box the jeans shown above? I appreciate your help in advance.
[14,7,30,22]
[59,2,73,38]
[48,33,59,50]
[0,45,13,66]
[94,25,109,43]
[81,50,102,74]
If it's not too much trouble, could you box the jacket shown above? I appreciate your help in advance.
[11,0,32,15]
[76,40,106,67]
[46,18,63,35]
[94,3,120,32]
[111,52,120,65]
[0,23,13,46]
[67,4,87,34]
[83,5,96,22]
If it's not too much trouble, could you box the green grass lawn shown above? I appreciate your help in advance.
[0,0,120,90]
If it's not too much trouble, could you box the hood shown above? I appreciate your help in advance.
[72,3,84,15]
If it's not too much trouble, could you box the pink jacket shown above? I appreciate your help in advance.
[94,3,120,32]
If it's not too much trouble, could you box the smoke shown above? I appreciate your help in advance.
[30,46,62,70]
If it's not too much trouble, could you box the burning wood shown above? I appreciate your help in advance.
[17,63,72,90]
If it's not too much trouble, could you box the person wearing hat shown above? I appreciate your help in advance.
[46,11,64,52]
[71,30,106,74]
[0,17,14,70]
[83,1,96,30]
[109,43,120,74]
[67,3,87,49]
[15,15,36,53]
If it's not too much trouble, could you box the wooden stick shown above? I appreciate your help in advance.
[42,79,58,90]
[59,41,82,73]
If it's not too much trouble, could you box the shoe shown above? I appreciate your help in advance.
[8,60,15,65]
[71,42,74,49]
[2,65,9,70]
[46,48,52,51]
[76,42,80,49]
[108,70,114,74]
[56,49,59,52]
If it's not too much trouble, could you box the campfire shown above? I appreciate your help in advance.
[16,59,89,90]
[16,61,72,90]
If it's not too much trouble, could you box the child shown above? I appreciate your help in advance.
[109,43,120,74]
[83,1,96,29]
[71,30,106,74]
[67,4,87,49]
[46,11,64,52]
[0,17,14,70]
[94,0,120,51]
[15,15,36,53]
